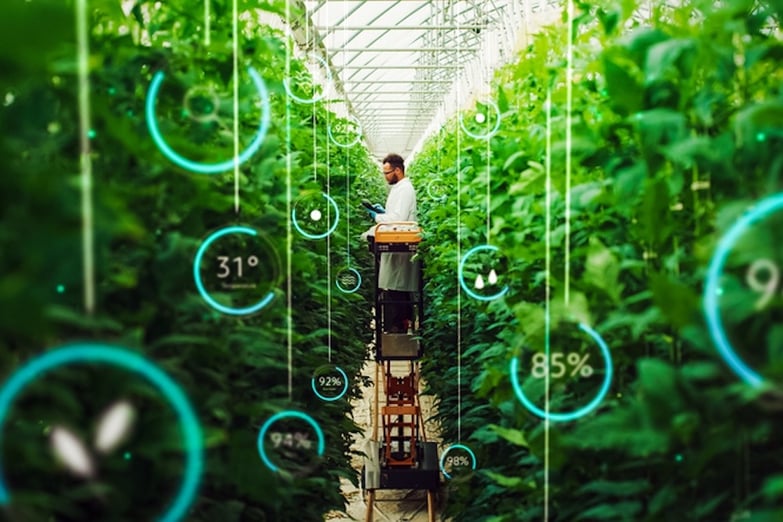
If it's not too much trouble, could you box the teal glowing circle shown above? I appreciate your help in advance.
[510,323,613,422]
[311,366,349,402]
[292,193,340,240]
[283,53,331,104]
[146,67,270,174]
[0,344,203,522]
[256,411,325,472]
[704,194,783,388]
[335,267,362,294]
[439,444,477,480]
[193,226,275,315]
[327,117,363,148]
[458,245,509,301]
[458,99,501,140]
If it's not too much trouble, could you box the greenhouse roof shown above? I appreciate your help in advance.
[297,0,562,162]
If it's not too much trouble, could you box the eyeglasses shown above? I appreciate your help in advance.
[383,168,396,175]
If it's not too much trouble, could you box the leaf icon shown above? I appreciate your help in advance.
[51,427,94,478]
[94,400,136,454]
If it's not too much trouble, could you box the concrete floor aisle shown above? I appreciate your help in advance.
[326,358,443,522]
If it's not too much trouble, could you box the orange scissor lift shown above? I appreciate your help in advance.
[363,223,439,522]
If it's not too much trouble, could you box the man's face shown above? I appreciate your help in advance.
[382,163,400,185]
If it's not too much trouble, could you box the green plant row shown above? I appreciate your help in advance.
[0,0,384,520]
[410,0,783,520]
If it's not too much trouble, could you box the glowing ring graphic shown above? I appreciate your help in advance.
[335,267,362,294]
[510,323,613,422]
[327,117,363,148]
[283,53,331,104]
[0,344,203,522]
[427,180,447,202]
[256,410,326,472]
[182,85,220,123]
[292,193,340,240]
[458,245,509,301]
[146,67,270,174]
[704,194,783,388]
[193,226,275,315]
[458,99,501,140]
[311,366,349,402]
[439,444,477,480]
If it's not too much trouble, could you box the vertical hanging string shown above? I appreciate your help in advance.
[344,0,350,267]
[564,0,574,307]
[232,0,240,214]
[204,0,211,46]
[485,30,492,245]
[325,4,332,365]
[285,0,293,403]
[326,74,332,365]
[76,0,95,315]
[544,88,553,522]
[455,0,462,444]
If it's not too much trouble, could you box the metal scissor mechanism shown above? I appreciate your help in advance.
[363,223,437,522]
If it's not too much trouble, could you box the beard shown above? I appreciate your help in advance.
[387,173,400,185]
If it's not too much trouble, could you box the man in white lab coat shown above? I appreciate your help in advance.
[367,153,419,333]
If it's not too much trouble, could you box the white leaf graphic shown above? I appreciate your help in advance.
[474,274,485,290]
[51,427,94,478]
[94,400,135,454]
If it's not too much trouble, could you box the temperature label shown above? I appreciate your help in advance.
[311,365,348,401]
[216,255,259,288]
[194,226,281,315]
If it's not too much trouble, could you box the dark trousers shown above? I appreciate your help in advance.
[382,290,413,333]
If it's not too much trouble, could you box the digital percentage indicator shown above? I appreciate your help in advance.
[510,323,613,422]
[257,411,325,478]
[445,455,471,467]
[439,444,477,480]
[531,352,594,379]
[311,365,348,401]
[269,431,313,451]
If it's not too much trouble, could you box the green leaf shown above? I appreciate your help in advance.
[488,424,528,447]
[649,272,699,329]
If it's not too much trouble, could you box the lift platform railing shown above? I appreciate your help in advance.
[371,222,425,361]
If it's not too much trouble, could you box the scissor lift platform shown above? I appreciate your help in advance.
[363,223,438,522]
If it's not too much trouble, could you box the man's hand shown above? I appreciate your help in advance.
[361,199,385,215]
